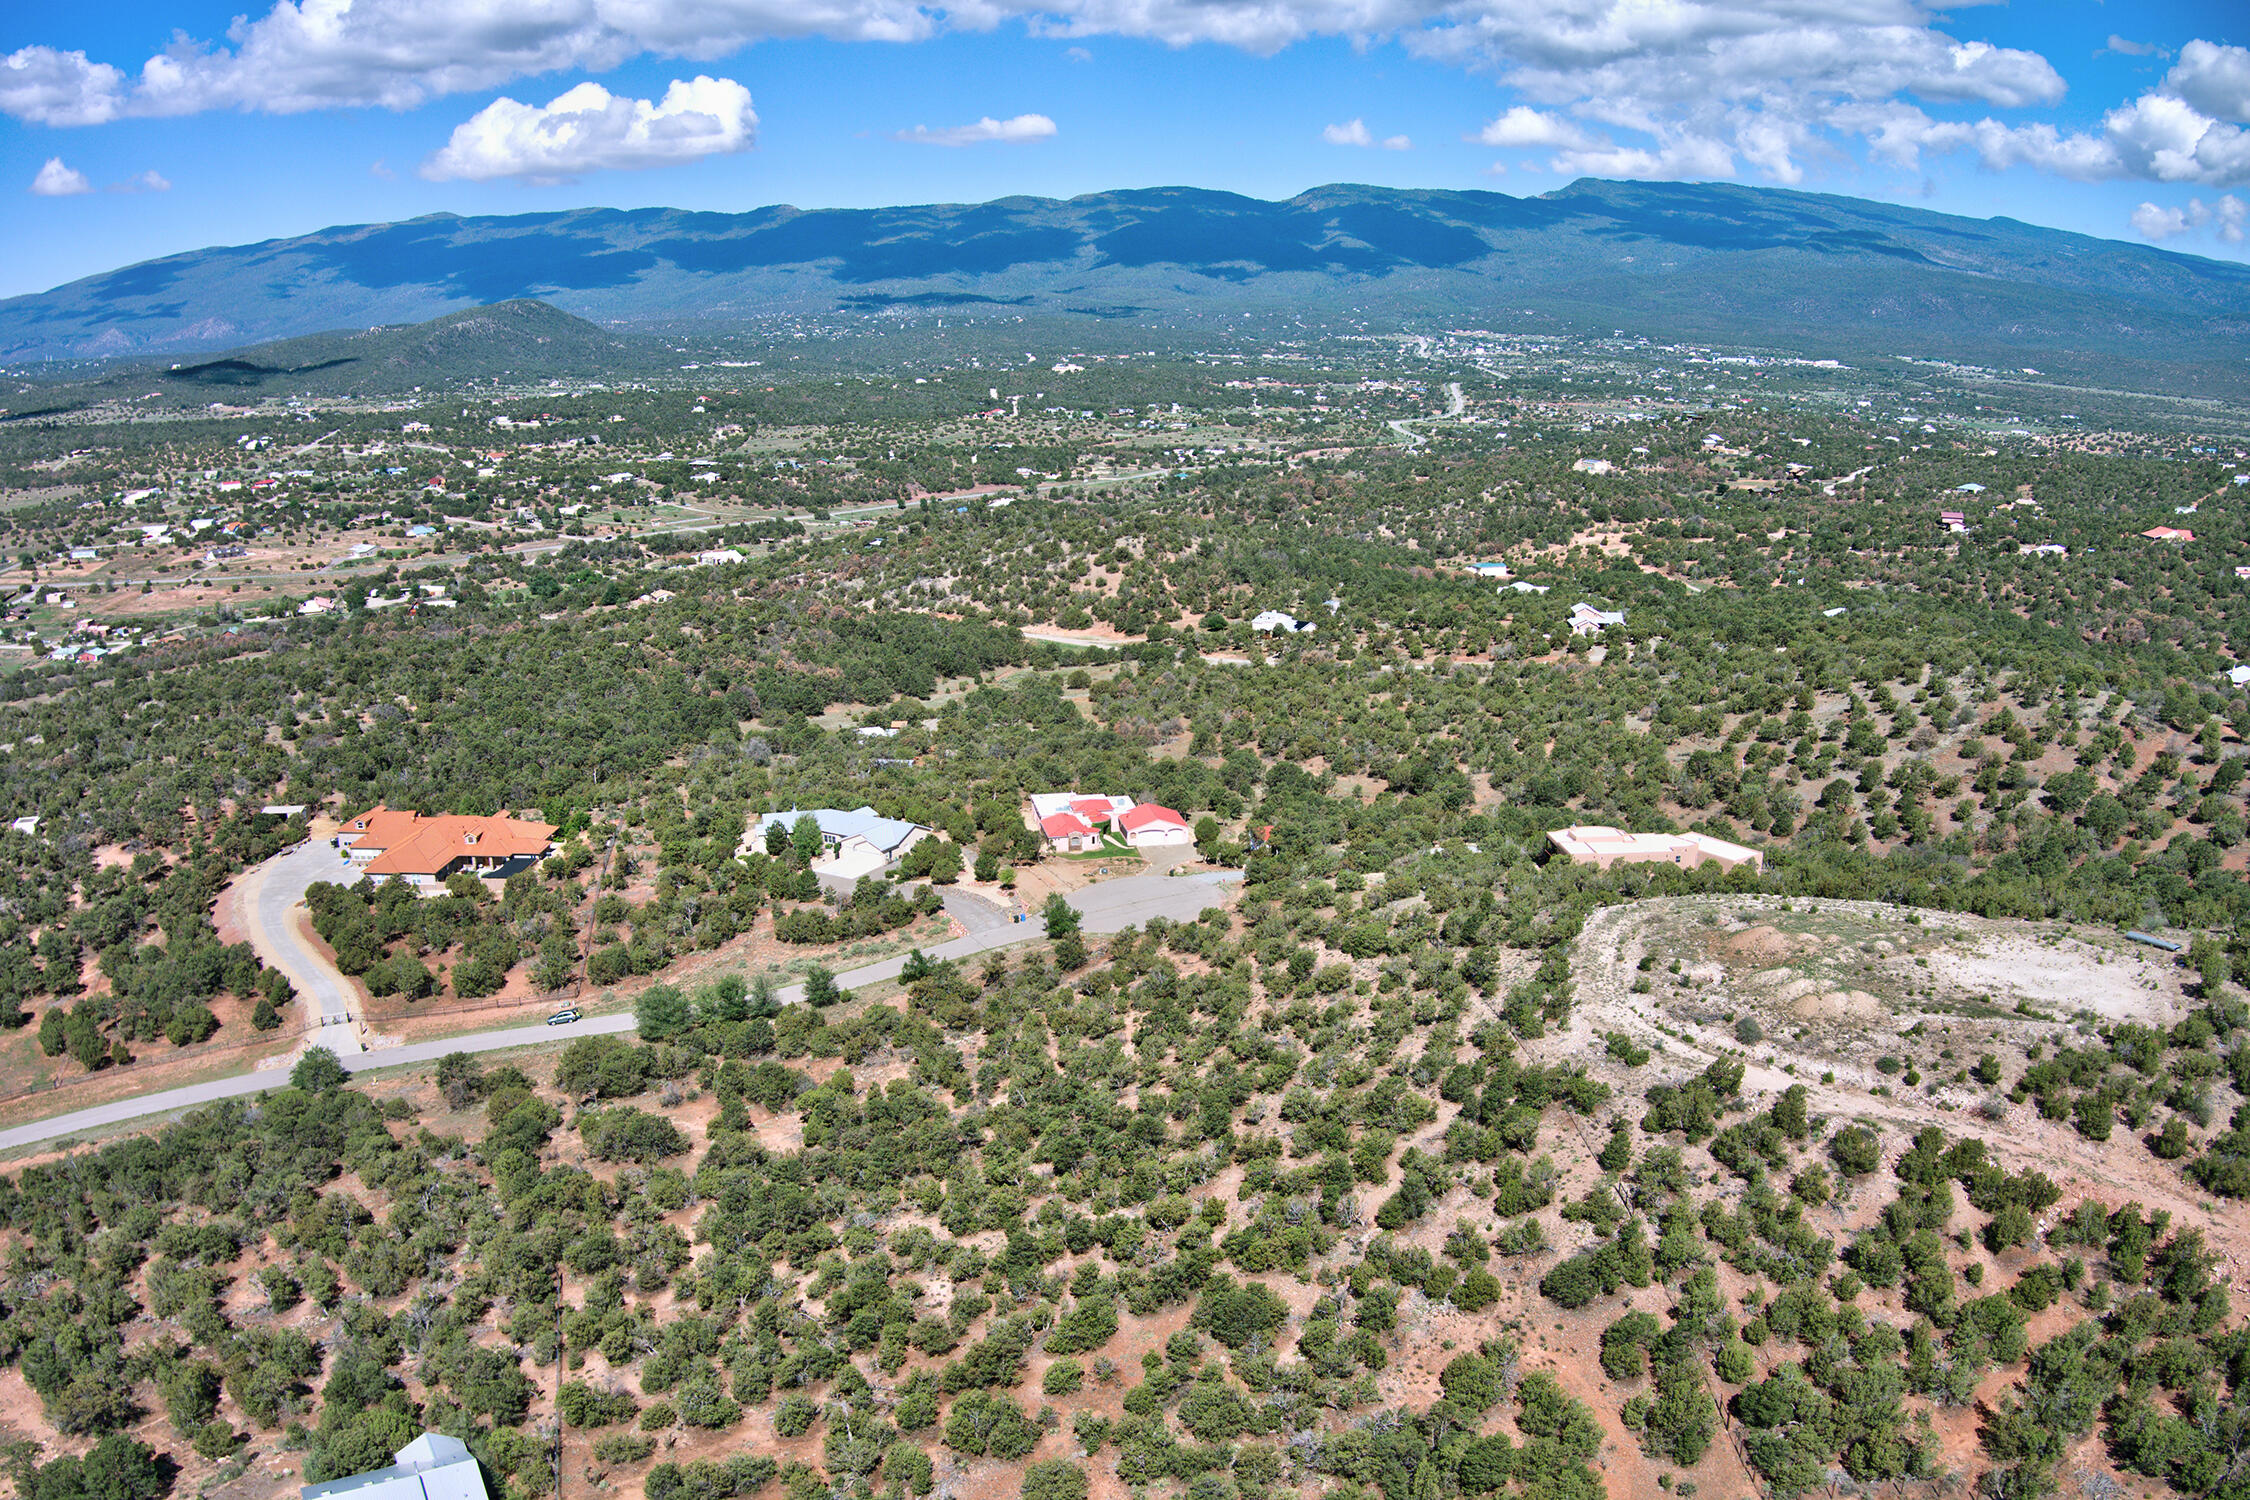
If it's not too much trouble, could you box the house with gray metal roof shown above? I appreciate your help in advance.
[742,806,931,879]
[301,1434,485,1500]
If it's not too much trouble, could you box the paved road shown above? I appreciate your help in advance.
[1066,867,1235,932]
[0,867,1239,1153]
[941,886,1018,938]
[248,839,367,1054]
[1388,383,1466,450]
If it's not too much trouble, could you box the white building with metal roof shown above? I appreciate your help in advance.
[743,806,930,878]
[301,1434,485,1500]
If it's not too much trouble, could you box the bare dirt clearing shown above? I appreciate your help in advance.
[1573,896,2192,1098]
[1524,895,2247,1500]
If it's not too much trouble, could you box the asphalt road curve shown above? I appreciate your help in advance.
[0,866,1239,1153]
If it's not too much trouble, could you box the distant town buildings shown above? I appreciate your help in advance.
[1251,610,1314,634]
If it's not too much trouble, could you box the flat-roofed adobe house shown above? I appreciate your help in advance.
[301,1433,486,1500]
[1546,825,1762,874]
[339,808,558,889]
[743,806,929,879]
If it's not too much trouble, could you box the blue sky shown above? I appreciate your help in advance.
[2,0,2245,298]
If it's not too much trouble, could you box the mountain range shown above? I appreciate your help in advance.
[5,180,2248,397]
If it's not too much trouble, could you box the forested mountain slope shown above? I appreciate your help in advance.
[6,180,2248,398]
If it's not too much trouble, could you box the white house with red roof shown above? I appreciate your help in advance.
[1026,793,1195,852]
[1037,809,1100,852]
[1028,792,1131,852]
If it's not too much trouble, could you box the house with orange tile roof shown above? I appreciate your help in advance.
[339,807,557,888]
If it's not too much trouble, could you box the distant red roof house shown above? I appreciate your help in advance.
[2142,527,2195,542]
[342,807,556,883]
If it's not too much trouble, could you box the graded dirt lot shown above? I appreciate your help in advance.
[1572,896,2192,1100]
[1521,894,2245,1500]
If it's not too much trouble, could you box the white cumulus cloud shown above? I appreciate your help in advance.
[112,168,171,193]
[1473,105,1591,150]
[6,0,2248,199]
[2168,39,2250,122]
[1322,118,1407,148]
[17,1,931,119]
[2131,201,2197,240]
[2130,193,2246,245]
[1861,40,2250,187]
[0,46,125,126]
[891,113,1056,146]
[421,76,757,183]
[29,157,93,196]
